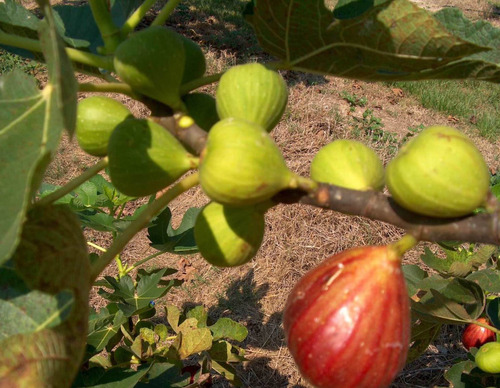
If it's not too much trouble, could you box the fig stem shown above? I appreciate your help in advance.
[35,157,109,207]
[121,0,158,36]
[179,73,224,95]
[0,31,114,71]
[390,234,418,257]
[89,172,200,281]
[289,174,319,193]
[151,0,183,27]
[88,0,122,53]
[78,82,139,99]
[471,319,500,335]
[123,251,164,275]
[87,241,107,252]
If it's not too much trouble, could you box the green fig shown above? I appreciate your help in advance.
[216,63,288,132]
[310,139,384,191]
[114,26,185,110]
[194,201,271,267]
[108,118,198,197]
[76,96,132,156]
[180,35,206,85]
[199,118,301,205]
[5,204,90,386]
[475,342,500,374]
[182,92,219,131]
[386,126,490,218]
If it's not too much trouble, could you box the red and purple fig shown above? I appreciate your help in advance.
[284,245,410,388]
[462,318,496,350]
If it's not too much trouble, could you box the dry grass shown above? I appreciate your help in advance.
[36,1,500,387]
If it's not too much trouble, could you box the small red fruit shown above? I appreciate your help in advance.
[462,318,496,350]
[284,245,410,388]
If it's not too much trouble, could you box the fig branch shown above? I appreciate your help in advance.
[151,114,500,245]
[121,0,158,36]
[151,0,183,27]
[88,0,122,53]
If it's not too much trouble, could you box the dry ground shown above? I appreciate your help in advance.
[38,1,500,387]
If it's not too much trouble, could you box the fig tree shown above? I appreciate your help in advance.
[284,245,410,388]
[216,63,288,132]
[114,26,185,110]
[475,341,500,374]
[182,93,219,131]
[76,96,132,156]
[194,201,270,267]
[386,126,490,218]
[310,139,384,191]
[199,118,302,205]
[108,118,198,197]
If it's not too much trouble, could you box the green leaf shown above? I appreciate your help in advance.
[406,319,442,363]
[210,317,248,342]
[209,340,247,363]
[73,181,99,208]
[486,297,500,329]
[402,264,427,296]
[135,362,188,388]
[177,326,212,359]
[467,269,500,293]
[154,324,169,341]
[72,364,151,388]
[211,360,242,387]
[0,0,77,265]
[444,360,481,388]
[87,306,127,353]
[186,305,208,328]
[166,305,181,333]
[246,0,497,81]
[140,327,156,345]
[0,264,74,339]
[148,207,201,254]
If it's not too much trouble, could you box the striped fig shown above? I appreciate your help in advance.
[199,118,310,205]
[386,126,490,217]
[114,26,185,110]
[310,140,384,191]
[76,96,132,156]
[216,63,288,132]
[462,318,496,350]
[284,244,411,388]
[194,201,271,267]
[108,118,198,197]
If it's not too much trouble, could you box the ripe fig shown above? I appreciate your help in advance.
[216,63,288,132]
[475,342,500,374]
[284,245,410,388]
[76,96,132,156]
[199,118,305,205]
[182,93,219,131]
[108,118,198,197]
[6,204,90,385]
[310,140,384,191]
[180,36,206,85]
[386,126,490,218]
[194,201,271,267]
[114,26,185,110]
[462,318,496,350]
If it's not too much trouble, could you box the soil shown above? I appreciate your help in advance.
[36,1,500,387]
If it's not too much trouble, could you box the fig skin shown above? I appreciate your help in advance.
[199,118,296,206]
[76,96,132,156]
[108,118,198,197]
[114,26,185,110]
[310,140,384,191]
[386,126,490,218]
[216,63,288,132]
[182,93,219,131]
[462,318,496,350]
[194,201,269,267]
[475,342,500,374]
[180,35,206,85]
[284,245,410,388]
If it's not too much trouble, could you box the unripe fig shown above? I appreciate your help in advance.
[114,26,185,110]
[76,96,132,156]
[475,342,500,374]
[216,63,288,132]
[182,93,219,131]
[462,318,496,350]
[194,201,270,267]
[6,205,90,385]
[108,118,198,197]
[199,118,301,205]
[386,126,490,218]
[284,245,410,388]
[310,140,384,191]
[180,36,206,85]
